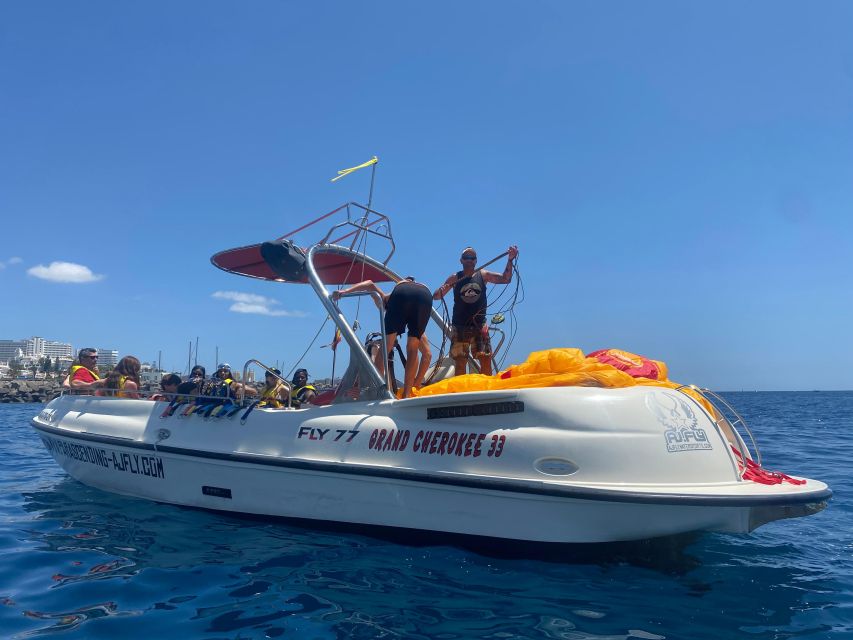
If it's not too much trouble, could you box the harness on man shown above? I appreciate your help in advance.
[364,332,408,395]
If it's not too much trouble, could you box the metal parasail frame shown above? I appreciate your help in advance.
[299,205,453,401]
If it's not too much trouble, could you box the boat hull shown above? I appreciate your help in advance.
[31,388,830,543]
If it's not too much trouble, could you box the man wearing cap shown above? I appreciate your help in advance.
[433,245,518,376]
[259,368,289,408]
[212,363,257,398]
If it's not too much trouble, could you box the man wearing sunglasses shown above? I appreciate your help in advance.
[66,347,106,390]
[433,245,518,377]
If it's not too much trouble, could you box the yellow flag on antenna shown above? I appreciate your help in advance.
[331,156,378,182]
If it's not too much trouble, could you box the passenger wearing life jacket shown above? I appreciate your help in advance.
[210,363,257,399]
[258,368,289,408]
[433,245,518,377]
[100,355,141,399]
[289,368,316,407]
[65,347,106,392]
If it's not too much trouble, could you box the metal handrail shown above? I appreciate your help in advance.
[317,203,396,266]
[57,387,253,420]
[240,359,293,407]
[674,385,760,479]
[335,290,392,393]
[305,245,393,399]
[490,327,506,361]
[695,387,760,466]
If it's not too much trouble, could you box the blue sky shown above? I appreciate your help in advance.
[1,1,851,390]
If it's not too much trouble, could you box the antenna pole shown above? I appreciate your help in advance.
[366,161,377,212]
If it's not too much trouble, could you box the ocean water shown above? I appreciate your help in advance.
[1,392,851,639]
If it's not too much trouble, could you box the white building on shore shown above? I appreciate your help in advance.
[0,340,28,363]
[0,337,74,365]
[0,337,125,376]
[97,349,119,369]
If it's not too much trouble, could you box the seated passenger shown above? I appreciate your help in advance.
[151,373,181,402]
[288,368,316,407]
[258,368,289,408]
[100,356,141,399]
[210,363,257,398]
[65,347,106,392]
[176,365,206,397]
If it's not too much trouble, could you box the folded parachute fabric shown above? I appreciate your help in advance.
[586,348,667,381]
[415,348,711,414]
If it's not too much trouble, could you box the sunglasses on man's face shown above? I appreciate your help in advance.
[462,256,477,261]
[84,355,98,360]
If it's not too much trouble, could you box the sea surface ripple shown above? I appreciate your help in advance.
[1,392,851,639]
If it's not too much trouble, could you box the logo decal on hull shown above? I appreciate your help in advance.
[41,435,166,479]
[646,392,713,452]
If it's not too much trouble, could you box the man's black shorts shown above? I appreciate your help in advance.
[384,281,431,338]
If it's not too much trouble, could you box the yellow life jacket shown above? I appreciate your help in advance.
[116,375,128,398]
[69,364,100,382]
[259,382,286,408]
[293,384,316,406]
[101,374,129,397]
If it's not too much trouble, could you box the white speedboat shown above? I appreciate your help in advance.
[31,203,830,543]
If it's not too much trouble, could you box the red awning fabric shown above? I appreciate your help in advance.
[210,244,394,285]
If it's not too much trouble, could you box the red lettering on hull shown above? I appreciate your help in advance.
[376,429,507,458]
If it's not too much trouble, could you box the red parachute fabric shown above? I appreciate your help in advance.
[731,447,806,485]
[587,348,666,380]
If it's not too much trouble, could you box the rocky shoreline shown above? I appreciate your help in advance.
[0,380,160,403]
[0,380,64,403]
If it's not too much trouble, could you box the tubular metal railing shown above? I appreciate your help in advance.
[240,359,293,407]
[316,203,396,265]
[674,384,760,479]
[334,290,392,393]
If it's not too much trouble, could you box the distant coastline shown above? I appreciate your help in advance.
[1,381,848,404]
[0,379,160,403]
